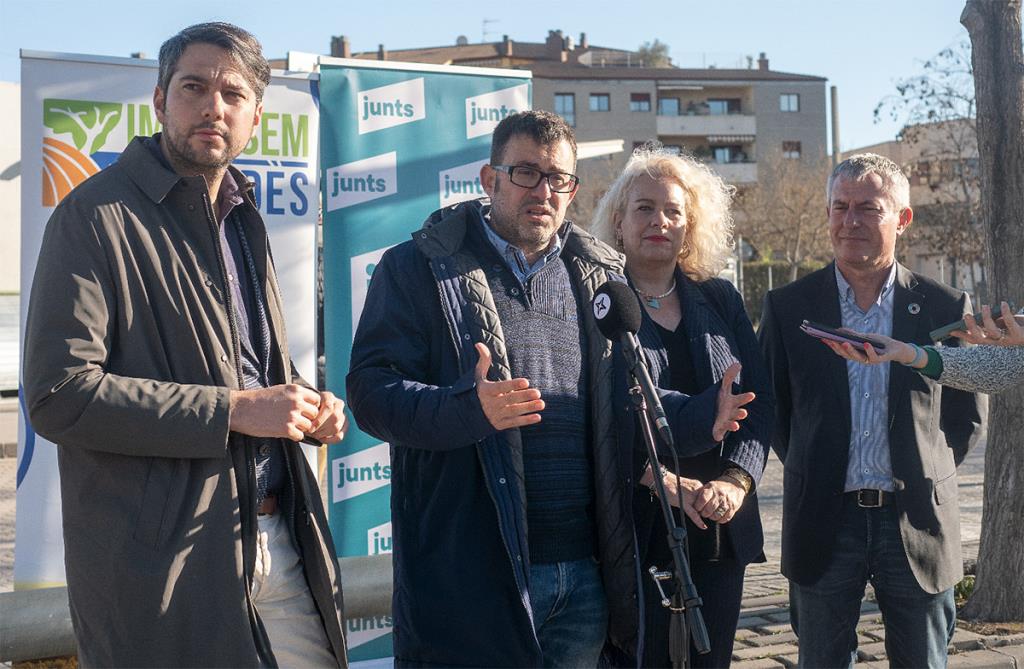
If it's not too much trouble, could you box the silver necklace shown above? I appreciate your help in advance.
[636,279,677,309]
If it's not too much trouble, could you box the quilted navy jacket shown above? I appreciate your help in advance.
[347,200,723,667]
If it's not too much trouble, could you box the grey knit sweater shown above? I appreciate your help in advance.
[936,345,1024,393]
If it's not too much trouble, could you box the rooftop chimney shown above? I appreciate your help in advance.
[330,35,351,58]
[579,32,589,49]
[503,34,513,56]
[546,29,565,60]
[377,44,388,61]
[757,52,769,71]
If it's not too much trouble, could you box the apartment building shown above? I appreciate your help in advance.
[321,30,828,191]
[531,60,826,184]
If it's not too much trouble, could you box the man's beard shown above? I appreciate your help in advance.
[489,191,561,252]
[489,209,554,251]
[163,124,236,173]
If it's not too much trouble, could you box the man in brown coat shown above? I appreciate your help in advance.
[24,23,347,667]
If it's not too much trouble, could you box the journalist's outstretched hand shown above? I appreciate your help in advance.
[823,333,916,366]
[821,301,1024,395]
[951,301,1024,347]
[824,300,1024,367]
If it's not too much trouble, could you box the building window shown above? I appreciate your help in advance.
[712,145,745,163]
[707,98,741,115]
[780,94,800,112]
[555,93,575,126]
[589,93,611,112]
[657,97,680,116]
[630,93,652,112]
[783,141,802,159]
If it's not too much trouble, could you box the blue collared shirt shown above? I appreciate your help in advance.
[836,262,897,492]
[478,205,569,286]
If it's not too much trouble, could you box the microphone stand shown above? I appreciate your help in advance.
[623,348,710,668]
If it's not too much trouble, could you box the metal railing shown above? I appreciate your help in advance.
[0,554,392,663]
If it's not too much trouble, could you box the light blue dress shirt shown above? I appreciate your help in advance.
[836,263,898,492]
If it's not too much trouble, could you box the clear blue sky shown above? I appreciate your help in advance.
[1,0,973,151]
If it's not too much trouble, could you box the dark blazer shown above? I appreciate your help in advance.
[758,262,986,594]
[634,273,774,565]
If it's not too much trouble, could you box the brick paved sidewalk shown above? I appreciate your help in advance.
[727,546,1024,668]
[4,418,1022,666]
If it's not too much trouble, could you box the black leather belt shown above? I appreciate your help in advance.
[847,489,893,508]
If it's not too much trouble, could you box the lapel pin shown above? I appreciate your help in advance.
[908,303,921,315]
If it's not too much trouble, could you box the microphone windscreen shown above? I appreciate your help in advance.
[592,280,643,341]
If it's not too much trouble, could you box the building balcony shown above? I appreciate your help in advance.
[707,161,758,184]
[656,113,757,138]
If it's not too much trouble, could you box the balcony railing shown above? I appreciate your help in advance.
[706,160,758,184]
[657,113,756,137]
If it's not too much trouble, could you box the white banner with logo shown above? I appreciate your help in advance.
[16,52,320,588]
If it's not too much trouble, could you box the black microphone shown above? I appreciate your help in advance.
[592,281,674,448]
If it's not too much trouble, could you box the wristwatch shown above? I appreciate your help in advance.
[721,466,753,494]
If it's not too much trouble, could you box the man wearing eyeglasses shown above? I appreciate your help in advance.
[348,110,619,667]
[349,110,753,666]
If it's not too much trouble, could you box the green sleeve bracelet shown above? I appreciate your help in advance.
[917,346,943,379]
[901,343,926,367]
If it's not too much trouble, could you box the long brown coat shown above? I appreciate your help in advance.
[24,137,347,668]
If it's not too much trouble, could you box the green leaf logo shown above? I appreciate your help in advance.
[43,99,123,154]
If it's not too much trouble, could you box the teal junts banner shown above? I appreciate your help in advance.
[318,58,531,663]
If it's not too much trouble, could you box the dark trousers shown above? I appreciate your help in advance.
[789,497,955,668]
[640,556,747,668]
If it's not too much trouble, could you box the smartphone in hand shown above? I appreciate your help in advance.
[929,303,1014,342]
[800,320,887,352]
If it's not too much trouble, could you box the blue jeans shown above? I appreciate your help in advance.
[790,497,956,668]
[529,558,609,668]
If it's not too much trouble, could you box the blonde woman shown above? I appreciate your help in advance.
[592,148,774,668]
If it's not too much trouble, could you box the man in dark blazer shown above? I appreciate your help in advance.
[759,153,986,668]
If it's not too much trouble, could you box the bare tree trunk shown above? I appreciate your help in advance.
[961,0,1024,621]
[970,262,980,305]
[790,227,802,283]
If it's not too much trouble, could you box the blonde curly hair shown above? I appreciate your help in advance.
[590,147,736,281]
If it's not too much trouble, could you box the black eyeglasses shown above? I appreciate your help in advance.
[491,165,580,193]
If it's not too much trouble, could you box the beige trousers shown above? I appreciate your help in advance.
[253,511,338,668]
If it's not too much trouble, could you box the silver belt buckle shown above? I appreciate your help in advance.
[857,489,883,508]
